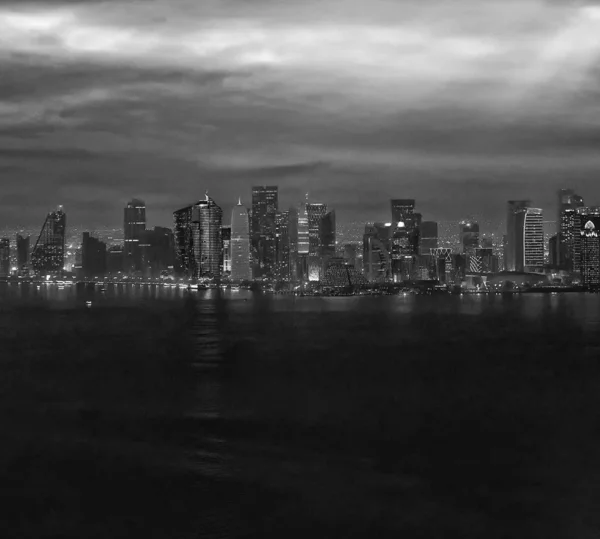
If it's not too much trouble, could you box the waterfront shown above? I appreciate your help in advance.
[2,292,600,537]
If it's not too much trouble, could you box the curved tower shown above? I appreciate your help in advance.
[231,199,252,281]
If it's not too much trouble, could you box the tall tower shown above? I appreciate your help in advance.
[16,234,30,272]
[306,202,328,281]
[251,186,278,278]
[523,208,544,272]
[557,189,584,269]
[391,199,420,254]
[0,239,10,277]
[580,219,600,287]
[124,199,146,273]
[31,206,66,274]
[506,200,531,272]
[173,195,223,280]
[231,199,252,281]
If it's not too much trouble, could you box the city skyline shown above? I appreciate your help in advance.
[2,1,600,226]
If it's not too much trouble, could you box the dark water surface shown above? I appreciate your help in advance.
[2,286,600,537]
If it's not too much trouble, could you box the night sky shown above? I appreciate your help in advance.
[2,0,600,228]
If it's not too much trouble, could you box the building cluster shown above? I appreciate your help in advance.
[1,187,598,289]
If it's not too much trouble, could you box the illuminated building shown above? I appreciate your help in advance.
[391,222,415,281]
[17,234,30,273]
[231,199,252,281]
[558,189,584,269]
[432,248,453,283]
[275,211,291,281]
[0,238,9,277]
[124,199,146,273]
[459,220,480,255]
[251,186,278,278]
[221,225,231,276]
[82,232,107,278]
[31,206,66,273]
[420,221,438,254]
[306,202,328,281]
[580,220,600,287]
[506,201,544,272]
[390,199,421,254]
[174,195,223,280]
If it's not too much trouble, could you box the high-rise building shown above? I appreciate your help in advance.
[523,208,544,272]
[221,225,231,276]
[275,211,291,281]
[558,189,584,269]
[391,222,415,281]
[391,199,421,254]
[549,235,559,267]
[363,223,392,282]
[31,206,66,274]
[420,221,438,254]
[459,220,480,255]
[124,199,146,273]
[174,195,223,280]
[16,234,30,272]
[580,219,600,287]
[297,201,309,255]
[506,200,531,272]
[231,200,252,281]
[575,207,600,275]
[82,232,107,279]
[0,238,10,277]
[306,202,328,281]
[251,186,278,278]
[107,245,124,275]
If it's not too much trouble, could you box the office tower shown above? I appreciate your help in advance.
[140,227,176,278]
[0,238,9,277]
[231,200,252,281]
[123,199,146,273]
[16,234,30,272]
[251,186,278,278]
[506,200,531,272]
[275,211,291,281]
[391,199,421,254]
[31,206,66,274]
[82,232,107,279]
[173,195,223,280]
[475,247,497,274]
[522,208,544,272]
[420,221,438,254]
[459,220,480,255]
[306,202,328,281]
[107,245,124,275]
[574,207,600,274]
[391,222,414,281]
[221,225,231,276]
[319,210,336,257]
[432,248,453,283]
[580,219,600,286]
[363,223,392,282]
[558,189,584,269]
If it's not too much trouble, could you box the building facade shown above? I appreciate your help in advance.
[558,189,584,269]
[31,206,66,274]
[580,220,600,286]
[231,200,252,281]
[82,232,107,279]
[0,238,10,277]
[173,196,223,280]
[460,220,480,255]
[124,199,146,273]
[16,234,30,273]
[420,221,438,254]
[251,186,278,278]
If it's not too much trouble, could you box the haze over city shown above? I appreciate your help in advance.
[2,0,600,227]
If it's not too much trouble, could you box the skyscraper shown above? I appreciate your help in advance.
[575,207,600,275]
[523,208,544,272]
[506,200,531,272]
[231,199,252,281]
[363,223,392,282]
[173,195,223,280]
[221,225,232,276]
[82,232,107,279]
[459,220,480,255]
[275,211,291,281]
[124,199,146,273]
[580,219,600,287]
[391,199,420,254]
[558,189,584,269]
[0,239,10,277]
[306,202,329,281]
[16,234,30,272]
[420,221,438,254]
[31,206,66,274]
[251,186,278,278]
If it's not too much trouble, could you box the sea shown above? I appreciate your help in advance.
[2,283,600,538]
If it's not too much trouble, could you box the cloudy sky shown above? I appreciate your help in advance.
[1,0,600,228]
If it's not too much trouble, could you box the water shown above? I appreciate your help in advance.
[2,287,600,537]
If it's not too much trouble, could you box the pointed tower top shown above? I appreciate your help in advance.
[205,190,209,201]
[237,197,242,206]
